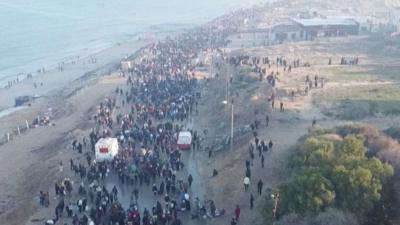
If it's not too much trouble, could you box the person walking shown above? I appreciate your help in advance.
[250,194,254,209]
[234,205,241,220]
[250,150,255,166]
[261,154,265,168]
[244,176,250,191]
[257,179,263,195]
[265,115,269,127]
[188,174,193,187]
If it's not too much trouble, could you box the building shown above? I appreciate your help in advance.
[227,19,304,47]
[226,28,270,47]
[327,16,373,32]
[227,16,363,47]
[389,7,400,31]
[292,18,360,40]
[271,23,303,43]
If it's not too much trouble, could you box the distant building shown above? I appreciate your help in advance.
[225,29,267,47]
[389,7,400,31]
[292,18,360,39]
[227,16,364,47]
[228,20,304,47]
[271,23,303,43]
[327,16,373,33]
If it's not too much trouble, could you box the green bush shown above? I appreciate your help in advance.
[273,135,393,219]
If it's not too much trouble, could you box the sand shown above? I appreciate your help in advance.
[0,34,162,111]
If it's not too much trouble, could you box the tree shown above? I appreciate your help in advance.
[280,169,335,213]
[333,136,394,215]
[291,138,334,173]
[332,165,381,215]
[273,134,394,220]
[341,135,365,158]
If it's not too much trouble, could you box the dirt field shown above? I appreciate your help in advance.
[189,34,400,225]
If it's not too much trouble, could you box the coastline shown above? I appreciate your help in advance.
[0,28,185,144]
[0,28,185,225]
[0,29,181,112]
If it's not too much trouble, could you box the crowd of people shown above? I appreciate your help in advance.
[35,5,345,225]
[41,20,238,225]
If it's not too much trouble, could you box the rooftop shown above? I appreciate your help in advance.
[293,18,359,26]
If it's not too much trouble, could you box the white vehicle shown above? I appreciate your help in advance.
[95,138,119,162]
[177,131,192,150]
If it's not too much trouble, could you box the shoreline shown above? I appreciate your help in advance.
[0,29,184,143]
[0,29,182,112]
[0,23,196,89]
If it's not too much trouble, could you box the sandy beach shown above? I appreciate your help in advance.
[0,39,146,110]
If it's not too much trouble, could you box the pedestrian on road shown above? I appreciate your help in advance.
[269,140,273,150]
[234,205,241,220]
[257,179,263,195]
[244,176,250,191]
[250,194,254,209]
[261,154,265,168]
[188,174,193,187]
[212,169,218,177]
[152,184,158,196]
[250,150,255,166]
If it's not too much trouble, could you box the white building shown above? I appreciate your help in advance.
[327,16,374,33]
[389,7,400,31]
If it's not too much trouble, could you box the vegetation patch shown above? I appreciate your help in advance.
[314,84,400,118]
[263,124,400,225]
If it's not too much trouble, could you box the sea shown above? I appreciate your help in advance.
[0,0,265,87]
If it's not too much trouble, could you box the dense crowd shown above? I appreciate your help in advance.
[41,20,234,225]
[37,5,341,224]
